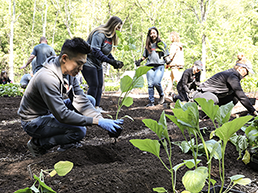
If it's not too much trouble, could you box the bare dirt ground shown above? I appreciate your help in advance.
[0,94,258,193]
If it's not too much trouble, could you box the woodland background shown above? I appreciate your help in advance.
[1,0,258,87]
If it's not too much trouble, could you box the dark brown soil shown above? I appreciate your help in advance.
[0,95,257,193]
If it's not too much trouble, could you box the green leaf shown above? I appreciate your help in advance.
[143,119,168,139]
[230,174,245,181]
[210,179,217,186]
[234,178,252,186]
[130,139,160,157]
[54,161,73,176]
[195,98,219,122]
[132,76,145,88]
[134,66,153,79]
[206,139,222,162]
[173,102,199,129]
[34,175,56,193]
[120,75,133,93]
[123,96,133,107]
[173,162,185,172]
[158,111,168,139]
[216,102,234,125]
[184,159,201,169]
[182,166,208,193]
[14,187,33,193]
[153,187,168,193]
[242,150,251,164]
[215,116,253,143]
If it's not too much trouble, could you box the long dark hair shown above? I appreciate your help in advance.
[87,16,122,47]
[145,26,162,54]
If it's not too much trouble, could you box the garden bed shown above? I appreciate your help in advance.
[0,95,258,192]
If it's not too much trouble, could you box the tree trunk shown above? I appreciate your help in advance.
[9,0,15,82]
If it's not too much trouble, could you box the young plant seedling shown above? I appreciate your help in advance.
[14,161,73,193]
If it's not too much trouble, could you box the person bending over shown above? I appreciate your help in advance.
[193,53,258,116]
[172,60,203,102]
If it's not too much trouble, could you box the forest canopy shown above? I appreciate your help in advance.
[1,0,258,83]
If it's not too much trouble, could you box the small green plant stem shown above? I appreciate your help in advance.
[197,131,212,193]
[158,157,176,193]
[219,142,227,193]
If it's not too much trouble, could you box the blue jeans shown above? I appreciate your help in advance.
[81,65,103,107]
[21,97,94,150]
[146,65,165,103]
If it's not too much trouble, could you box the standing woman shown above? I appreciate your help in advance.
[165,31,184,96]
[135,26,169,107]
[81,16,124,111]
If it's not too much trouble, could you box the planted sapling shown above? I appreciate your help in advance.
[14,161,73,193]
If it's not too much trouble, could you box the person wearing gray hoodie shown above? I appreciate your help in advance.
[18,37,123,157]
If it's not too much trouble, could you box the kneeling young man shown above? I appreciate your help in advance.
[18,37,123,157]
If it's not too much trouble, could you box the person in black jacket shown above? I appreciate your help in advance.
[172,60,203,102]
[0,71,12,84]
[193,53,258,116]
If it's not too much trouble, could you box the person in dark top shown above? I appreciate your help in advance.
[193,53,258,116]
[172,60,203,102]
[81,16,124,112]
[135,26,169,107]
[0,71,12,84]
[20,36,56,74]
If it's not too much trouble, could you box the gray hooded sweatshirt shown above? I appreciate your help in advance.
[18,56,102,125]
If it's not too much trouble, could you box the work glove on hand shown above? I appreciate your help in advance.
[109,60,124,69]
[98,119,124,136]
[135,58,143,67]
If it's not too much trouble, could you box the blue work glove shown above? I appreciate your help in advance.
[98,119,124,134]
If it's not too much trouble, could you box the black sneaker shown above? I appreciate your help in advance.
[158,95,165,105]
[146,102,155,107]
[27,139,47,157]
[57,142,83,152]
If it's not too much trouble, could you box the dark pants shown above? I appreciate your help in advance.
[21,99,88,150]
[81,65,103,107]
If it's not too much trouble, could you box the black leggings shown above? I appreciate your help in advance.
[81,65,103,107]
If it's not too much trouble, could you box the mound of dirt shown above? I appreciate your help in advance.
[0,95,257,193]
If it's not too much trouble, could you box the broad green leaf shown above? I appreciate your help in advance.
[205,139,222,162]
[54,161,73,176]
[34,175,56,193]
[182,166,208,193]
[143,119,168,139]
[230,174,245,181]
[195,98,219,122]
[120,75,132,93]
[130,139,160,157]
[132,76,144,88]
[247,129,258,145]
[234,178,251,185]
[123,96,133,107]
[242,150,251,164]
[217,102,234,125]
[184,159,201,169]
[134,66,153,78]
[14,187,32,193]
[215,116,253,143]
[153,187,168,193]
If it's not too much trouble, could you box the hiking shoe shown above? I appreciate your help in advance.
[146,102,155,107]
[158,95,165,105]
[27,139,47,157]
[57,142,83,152]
